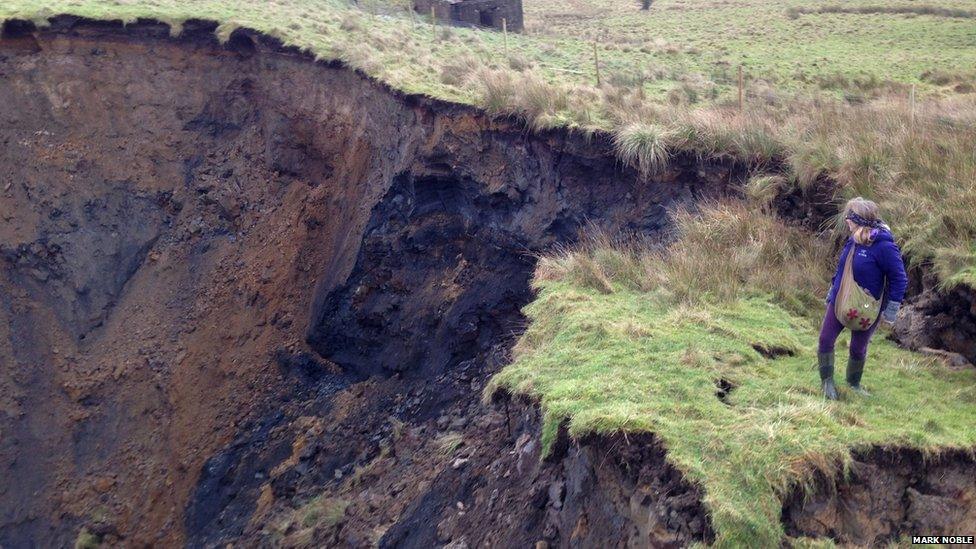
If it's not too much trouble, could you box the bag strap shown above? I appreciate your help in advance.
[843,242,855,282]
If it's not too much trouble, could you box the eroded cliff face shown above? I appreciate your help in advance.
[1,16,973,549]
[0,17,737,547]
[783,448,976,545]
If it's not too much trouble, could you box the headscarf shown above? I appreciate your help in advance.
[846,211,884,229]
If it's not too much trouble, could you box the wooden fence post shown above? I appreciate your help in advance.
[503,18,508,58]
[738,65,744,111]
[910,84,916,132]
[593,42,601,87]
[638,64,646,100]
[431,5,437,38]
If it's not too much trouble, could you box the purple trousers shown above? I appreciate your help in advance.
[818,302,879,360]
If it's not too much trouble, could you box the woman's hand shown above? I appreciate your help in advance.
[881,300,900,325]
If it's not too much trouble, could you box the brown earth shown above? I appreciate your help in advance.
[0,15,973,549]
[783,447,976,546]
[0,16,734,547]
[893,272,976,366]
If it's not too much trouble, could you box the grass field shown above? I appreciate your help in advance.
[4,0,976,104]
[526,0,976,96]
[486,206,976,547]
[4,0,974,285]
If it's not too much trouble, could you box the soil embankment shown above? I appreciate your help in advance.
[0,16,734,546]
[1,15,973,548]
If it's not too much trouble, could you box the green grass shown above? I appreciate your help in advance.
[5,0,976,107]
[487,275,976,547]
[525,0,976,96]
[73,528,100,549]
[486,208,976,547]
[298,495,349,529]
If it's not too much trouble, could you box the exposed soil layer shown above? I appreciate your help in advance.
[783,448,976,545]
[894,273,976,366]
[1,15,974,549]
[0,16,734,547]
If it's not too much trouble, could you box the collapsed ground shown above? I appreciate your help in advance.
[487,206,976,546]
[1,13,975,549]
[0,17,735,547]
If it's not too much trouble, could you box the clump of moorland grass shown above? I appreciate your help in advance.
[612,121,673,178]
[275,494,349,545]
[538,204,831,315]
[469,66,519,114]
[467,67,583,130]
[920,69,976,93]
[789,4,976,19]
[516,72,570,130]
[298,496,348,529]
[744,174,788,208]
[668,108,784,166]
[439,52,481,86]
[74,528,100,549]
[435,431,465,456]
[657,204,830,312]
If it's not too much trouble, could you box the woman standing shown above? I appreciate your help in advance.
[819,197,908,400]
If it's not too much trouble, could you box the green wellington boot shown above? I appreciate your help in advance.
[846,357,871,396]
[818,352,838,401]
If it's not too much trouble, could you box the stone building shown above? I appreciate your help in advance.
[414,0,524,32]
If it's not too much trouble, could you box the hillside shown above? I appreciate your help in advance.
[5,0,974,284]
[1,1,975,547]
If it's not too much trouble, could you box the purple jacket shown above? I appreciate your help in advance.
[827,230,908,312]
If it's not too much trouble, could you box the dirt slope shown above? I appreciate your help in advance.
[0,17,739,547]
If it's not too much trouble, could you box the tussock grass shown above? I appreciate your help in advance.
[516,72,570,131]
[789,4,976,19]
[669,109,784,166]
[656,205,830,312]
[745,174,787,208]
[539,205,831,313]
[488,205,976,547]
[612,122,673,178]
[299,496,348,529]
[274,494,349,545]
[435,431,464,456]
[468,67,518,115]
[73,529,100,549]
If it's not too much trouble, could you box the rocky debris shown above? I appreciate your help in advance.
[783,448,976,545]
[894,284,976,364]
[919,347,973,369]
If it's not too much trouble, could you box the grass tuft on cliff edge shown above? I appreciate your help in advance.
[485,204,976,547]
